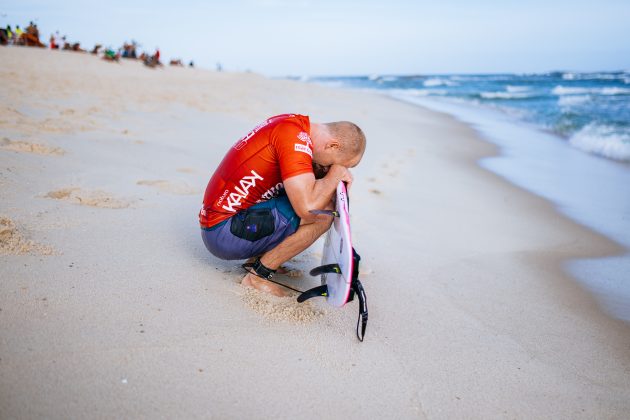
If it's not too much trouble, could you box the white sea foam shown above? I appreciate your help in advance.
[506,85,530,93]
[423,78,457,87]
[569,123,630,162]
[552,86,592,95]
[552,85,630,96]
[480,91,533,99]
[391,88,447,97]
[601,87,630,95]
[558,95,590,107]
[562,72,624,81]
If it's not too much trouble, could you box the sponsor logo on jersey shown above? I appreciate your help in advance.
[221,170,264,212]
[294,143,313,157]
[216,189,230,206]
[259,182,284,202]
[297,131,312,147]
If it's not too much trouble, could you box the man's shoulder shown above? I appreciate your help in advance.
[270,113,309,130]
[270,114,310,142]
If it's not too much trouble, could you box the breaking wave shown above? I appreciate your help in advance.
[568,124,630,162]
[423,78,458,87]
[552,85,630,96]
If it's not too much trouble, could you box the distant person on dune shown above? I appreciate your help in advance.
[143,48,162,68]
[199,114,366,296]
[16,22,44,47]
[49,34,58,49]
[0,26,10,45]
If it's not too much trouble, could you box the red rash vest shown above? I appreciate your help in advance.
[199,114,314,228]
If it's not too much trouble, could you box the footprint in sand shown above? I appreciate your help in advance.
[0,216,55,256]
[1,137,64,156]
[136,180,199,195]
[44,188,130,209]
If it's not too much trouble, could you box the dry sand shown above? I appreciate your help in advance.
[1,47,629,419]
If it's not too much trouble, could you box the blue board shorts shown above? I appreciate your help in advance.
[201,196,300,260]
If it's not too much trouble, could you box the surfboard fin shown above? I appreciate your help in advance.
[296,285,328,303]
[308,209,340,217]
[309,263,341,276]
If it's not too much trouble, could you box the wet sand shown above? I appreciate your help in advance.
[1,47,629,419]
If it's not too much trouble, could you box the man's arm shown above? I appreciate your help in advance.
[283,164,353,223]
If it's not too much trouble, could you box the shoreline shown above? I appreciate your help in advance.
[2,47,630,418]
[356,88,630,322]
[404,95,630,321]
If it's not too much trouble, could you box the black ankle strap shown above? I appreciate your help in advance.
[242,257,276,280]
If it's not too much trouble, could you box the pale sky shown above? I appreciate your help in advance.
[2,0,629,76]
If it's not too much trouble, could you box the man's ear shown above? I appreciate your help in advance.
[325,140,341,151]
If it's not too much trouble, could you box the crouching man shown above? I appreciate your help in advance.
[199,114,366,296]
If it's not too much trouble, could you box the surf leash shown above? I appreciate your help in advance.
[297,248,368,342]
[350,248,368,342]
[241,258,304,294]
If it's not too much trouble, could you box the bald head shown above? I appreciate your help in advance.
[323,121,366,163]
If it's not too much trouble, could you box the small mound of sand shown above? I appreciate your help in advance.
[240,286,326,324]
[176,167,199,174]
[1,137,64,156]
[136,179,199,195]
[44,188,130,209]
[0,217,55,256]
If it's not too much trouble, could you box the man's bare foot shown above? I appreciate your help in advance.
[241,272,287,297]
[277,266,303,278]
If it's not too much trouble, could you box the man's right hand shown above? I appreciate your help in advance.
[284,164,352,222]
[327,164,354,192]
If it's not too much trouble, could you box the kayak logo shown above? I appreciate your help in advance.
[221,170,264,212]
[294,143,312,157]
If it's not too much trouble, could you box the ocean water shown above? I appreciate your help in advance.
[303,72,630,162]
[296,72,630,321]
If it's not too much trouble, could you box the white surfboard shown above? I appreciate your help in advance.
[319,182,353,307]
[298,181,368,340]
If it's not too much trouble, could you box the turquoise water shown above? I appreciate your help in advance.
[304,72,630,162]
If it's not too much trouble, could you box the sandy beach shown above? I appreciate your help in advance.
[2,47,630,419]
